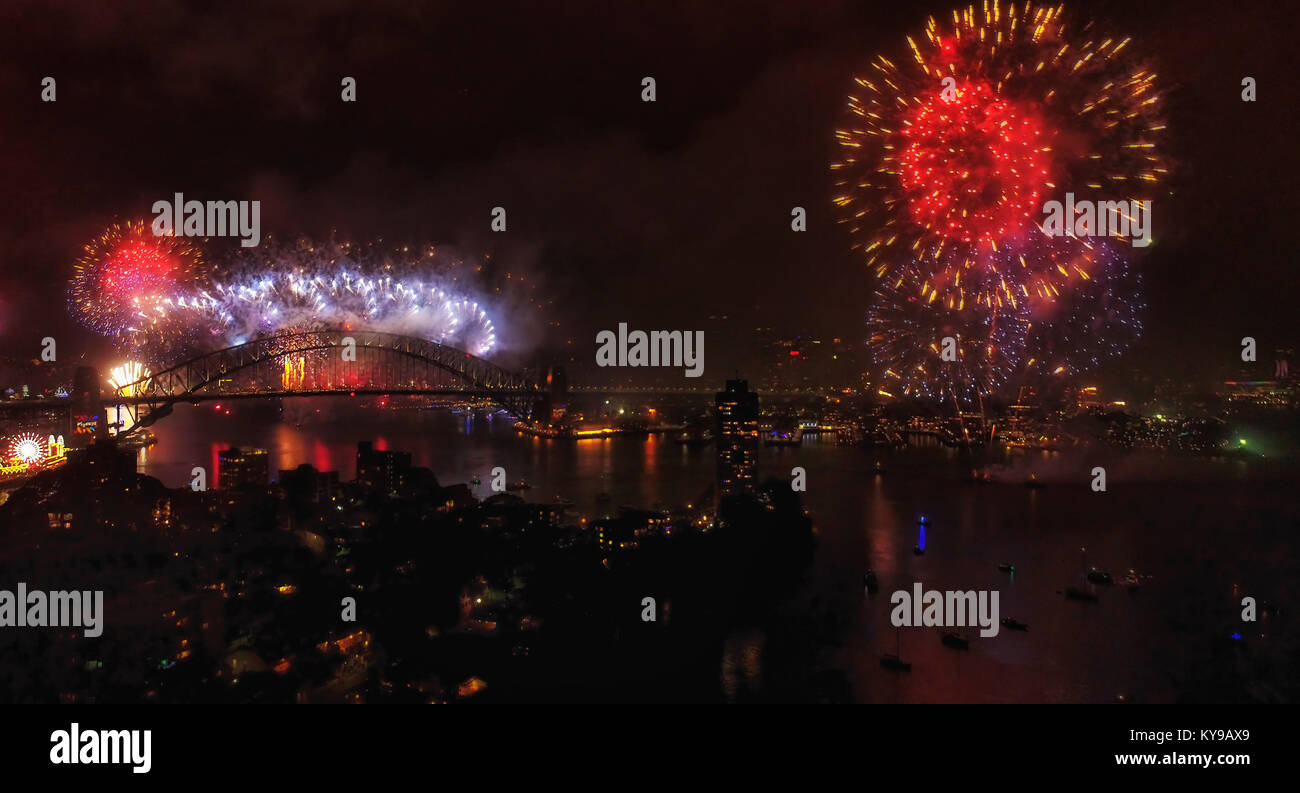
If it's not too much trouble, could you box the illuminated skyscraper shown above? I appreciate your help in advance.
[356,441,411,495]
[218,447,269,490]
[715,379,758,505]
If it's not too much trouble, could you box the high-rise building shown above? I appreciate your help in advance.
[217,447,269,490]
[755,332,861,391]
[279,464,341,504]
[356,441,412,494]
[715,379,759,504]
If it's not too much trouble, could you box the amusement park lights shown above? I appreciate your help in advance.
[12,434,44,466]
[1,433,66,476]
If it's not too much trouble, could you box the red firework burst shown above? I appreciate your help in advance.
[69,220,205,354]
[896,81,1050,249]
[833,1,1167,304]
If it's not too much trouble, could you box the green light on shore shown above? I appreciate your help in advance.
[1238,438,1248,446]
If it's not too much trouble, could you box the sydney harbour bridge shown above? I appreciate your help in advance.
[100,330,556,436]
[1,327,843,461]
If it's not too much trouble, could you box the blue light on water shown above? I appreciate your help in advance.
[918,524,926,550]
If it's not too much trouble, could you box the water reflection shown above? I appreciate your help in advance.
[720,629,765,702]
[133,401,1299,702]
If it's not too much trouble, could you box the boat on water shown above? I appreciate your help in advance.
[1023,474,1046,489]
[864,569,879,594]
[764,428,802,447]
[881,628,911,671]
[675,435,713,448]
[552,495,576,508]
[1065,586,1100,602]
[117,431,158,451]
[941,631,970,650]
[1001,618,1029,631]
[1087,568,1113,585]
[1120,568,1154,589]
[997,562,1016,573]
[873,461,888,475]
[505,480,532,491]
[675,427,713,447]
[880,653,912,671]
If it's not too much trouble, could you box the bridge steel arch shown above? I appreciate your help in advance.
[106,330,541,432]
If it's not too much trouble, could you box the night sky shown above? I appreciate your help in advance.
[0,0,1296,385]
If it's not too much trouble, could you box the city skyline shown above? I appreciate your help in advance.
[0,1,1296,757]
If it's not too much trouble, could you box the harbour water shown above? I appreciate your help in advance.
[135,400,1299,703]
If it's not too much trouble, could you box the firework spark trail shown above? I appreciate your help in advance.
[108,361,152,396]
[183,239,498,356]
[866,236,1142,398]
[73,229,501,363]
[836,1,1166,397]
[867,261,1029,401]
[69,221,206,358]
[833,0,1167,304]
[1020,238,1145,377]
